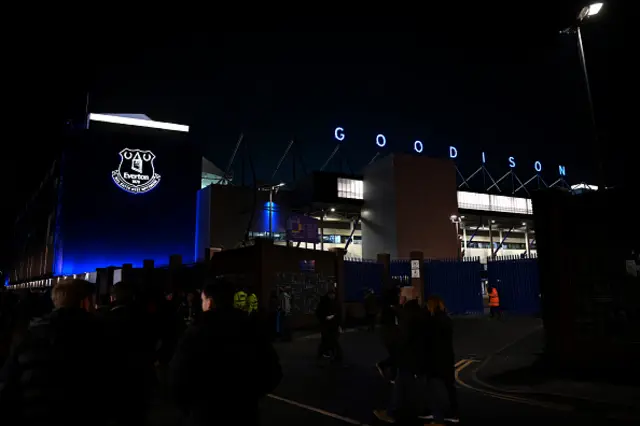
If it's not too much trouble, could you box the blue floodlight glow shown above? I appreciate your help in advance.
[534,161,542,172]
[449,146,458,159]
[260,201,280,235]
[559,165,566,176]
[58,247,191,276]
[482,152,486,163]
[414,140,424,154]
[334,127,345,141]
[376,134,386,147]
[508,156,516,168]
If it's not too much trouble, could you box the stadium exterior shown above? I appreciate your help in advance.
[7,115,592,287]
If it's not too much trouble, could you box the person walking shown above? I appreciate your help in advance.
[364,289,378,332]
[373,299,426,423]
[0,279,110,426]
[104,281,157,426]
[419,295,459,425]
[169,280,282,426]
[315,289,343,364]
[278,287,292,341]
[376,286,401,382]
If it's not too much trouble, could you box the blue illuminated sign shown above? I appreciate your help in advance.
[332,127,569,176]
[559,165,566,176]
[449,146,458,159]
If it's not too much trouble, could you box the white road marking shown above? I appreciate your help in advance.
[267,394,371,425]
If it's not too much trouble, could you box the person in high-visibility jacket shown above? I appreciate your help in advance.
[488,286,501,318]
[233,290,248,311]
[247,293,258,314]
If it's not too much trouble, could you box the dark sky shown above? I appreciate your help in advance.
[2,1,630,232]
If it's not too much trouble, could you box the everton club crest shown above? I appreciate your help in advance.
[112,148,161,194]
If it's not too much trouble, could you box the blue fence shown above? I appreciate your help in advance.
[423,259,484,315]
[487,257,540,315]
[390,259,411,286]
[344,258,384,302]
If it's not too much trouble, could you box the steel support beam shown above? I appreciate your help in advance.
[493,225,514,257]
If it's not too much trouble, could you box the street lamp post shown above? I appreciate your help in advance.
[450,215,461,259]
[562,2,605,190]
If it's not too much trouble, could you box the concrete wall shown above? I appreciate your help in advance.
[210,239,340,329]
[362,155,398,259]
[393,155,459,259]
[362,154,459,260]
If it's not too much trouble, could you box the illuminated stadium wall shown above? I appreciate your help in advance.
[54,114,201,275]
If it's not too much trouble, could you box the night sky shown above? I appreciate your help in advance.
[1,1,630,264]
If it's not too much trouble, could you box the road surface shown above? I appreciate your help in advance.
[150,317,635,425]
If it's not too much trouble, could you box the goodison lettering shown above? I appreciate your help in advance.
[449,146,458,159]
[332,127,568,175]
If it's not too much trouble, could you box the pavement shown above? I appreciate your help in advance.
[148,317,639,425]
[471,327,640,419]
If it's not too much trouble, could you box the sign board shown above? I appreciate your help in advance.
[333,126,567,177]
[410,260,420,278]
[286,215,319,243]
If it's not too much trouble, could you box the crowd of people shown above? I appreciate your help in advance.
[314,285,460,425]
[1,278,465,426]
[373,290,459,425]
[0,279,282,426]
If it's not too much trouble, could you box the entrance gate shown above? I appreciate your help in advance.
[423,259,484,315]
[487,257,540,315]
[344,258,384,302]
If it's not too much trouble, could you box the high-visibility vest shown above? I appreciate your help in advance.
[248,293,258,313]
[489,289,500,307]
[233,291,248,310]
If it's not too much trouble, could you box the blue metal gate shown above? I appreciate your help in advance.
[344,258,384,302]
[423,259,484,315]
[390,259,411,286]
[487,257,540,315]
